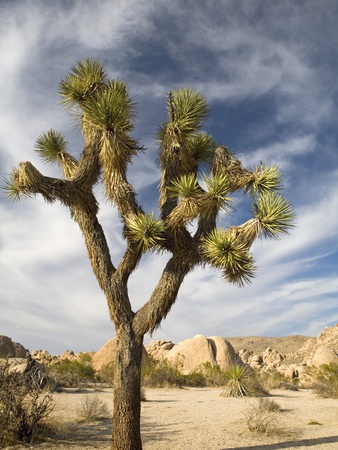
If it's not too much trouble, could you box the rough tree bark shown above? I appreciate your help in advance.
[112,326,143,450]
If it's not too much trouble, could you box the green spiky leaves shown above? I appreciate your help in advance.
[167,88,209,133]
[125,212,164,252]
[3,170,25,202]
[59,59,106,112]
[34,130,78,178]
[34,129,67,163]
[202,228,256,286]
[81,80,135,134]
[253,192,296,239]
[168,174,200,199]
[201,173,233,215]
[247,164,283,197]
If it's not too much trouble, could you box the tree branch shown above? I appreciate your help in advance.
[133,250,197,336]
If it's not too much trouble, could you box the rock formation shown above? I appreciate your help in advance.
[163,334,238,374]
[92,338,149,371]
[0,335,26,358]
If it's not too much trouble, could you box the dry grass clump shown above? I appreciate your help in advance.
[243,398,282,435]
[76,395,111,422]
[0,360,54,447]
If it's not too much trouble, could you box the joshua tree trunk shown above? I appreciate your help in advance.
[111,326,144,450]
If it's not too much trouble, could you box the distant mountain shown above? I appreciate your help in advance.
[223,335,314,355]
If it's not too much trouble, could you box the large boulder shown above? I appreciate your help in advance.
[311,346,338,367]
[0,336,26,358]
[92,338,117,371]
[207,336,238,370]
[92,338,149,372]
[164,335,238,374]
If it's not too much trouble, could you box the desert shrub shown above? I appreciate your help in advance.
[184,370,207,387]
[76,395,110,422]
[96,362,115,386]
[46,353,95,388]
[254,369,298,391]
[192,362,228,386]
[313,363,338,398]
[141,357,186,388]
[220,365,267,397]
[0,360,53,447]
[243,397,282,434]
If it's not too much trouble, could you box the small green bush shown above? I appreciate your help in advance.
[46,353,95,388]
[96,362,114,386]
[141,358,185,388]
[193,362,228,386]
[255,369,298,391]
[313,363,338,398]
[0,360,54,447]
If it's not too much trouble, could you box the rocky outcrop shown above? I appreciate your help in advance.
[290,324,338,365]
[164,335,238,374]
[311,346,338,367]
[92,338,149,372]
[31,349,54,364]
[145,340,175,359]
[0,336,26,358]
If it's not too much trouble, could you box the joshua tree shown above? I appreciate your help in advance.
[4,59,295,450]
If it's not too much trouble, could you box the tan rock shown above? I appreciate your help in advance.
[164,335,238,374]
[207,336,238,370]
[311,346,338,367]
[262,347,283,367]
[92,338,149,372]
[32,349,53,364]
[238,348,253,364]
[250,354,263,367]
[60,350,75,360]
[165,335,215,374]
[145,340,175,359]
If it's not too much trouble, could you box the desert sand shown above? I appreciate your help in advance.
[15,386,338,450]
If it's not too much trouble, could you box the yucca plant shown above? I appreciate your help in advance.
[221,365,253,397]
[4,59,295,450]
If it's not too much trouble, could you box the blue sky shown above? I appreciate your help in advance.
[1,0,338,355]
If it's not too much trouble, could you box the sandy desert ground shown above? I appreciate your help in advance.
[10,386,338,450]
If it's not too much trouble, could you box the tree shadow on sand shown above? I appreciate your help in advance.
[141,418,183,444]
[223,435,338,449]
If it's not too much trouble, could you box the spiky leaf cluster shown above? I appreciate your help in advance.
[58,59,106,112]
[3,171,26,202]
[34,130,79,179]
[81,80,135,134]
[168,174,200,199]
[202,229,256,286]
[246,164,283,197]
[124,213,164,252]
[200,173,233,215]
[167,88,209,133]
[253,192,295,239]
